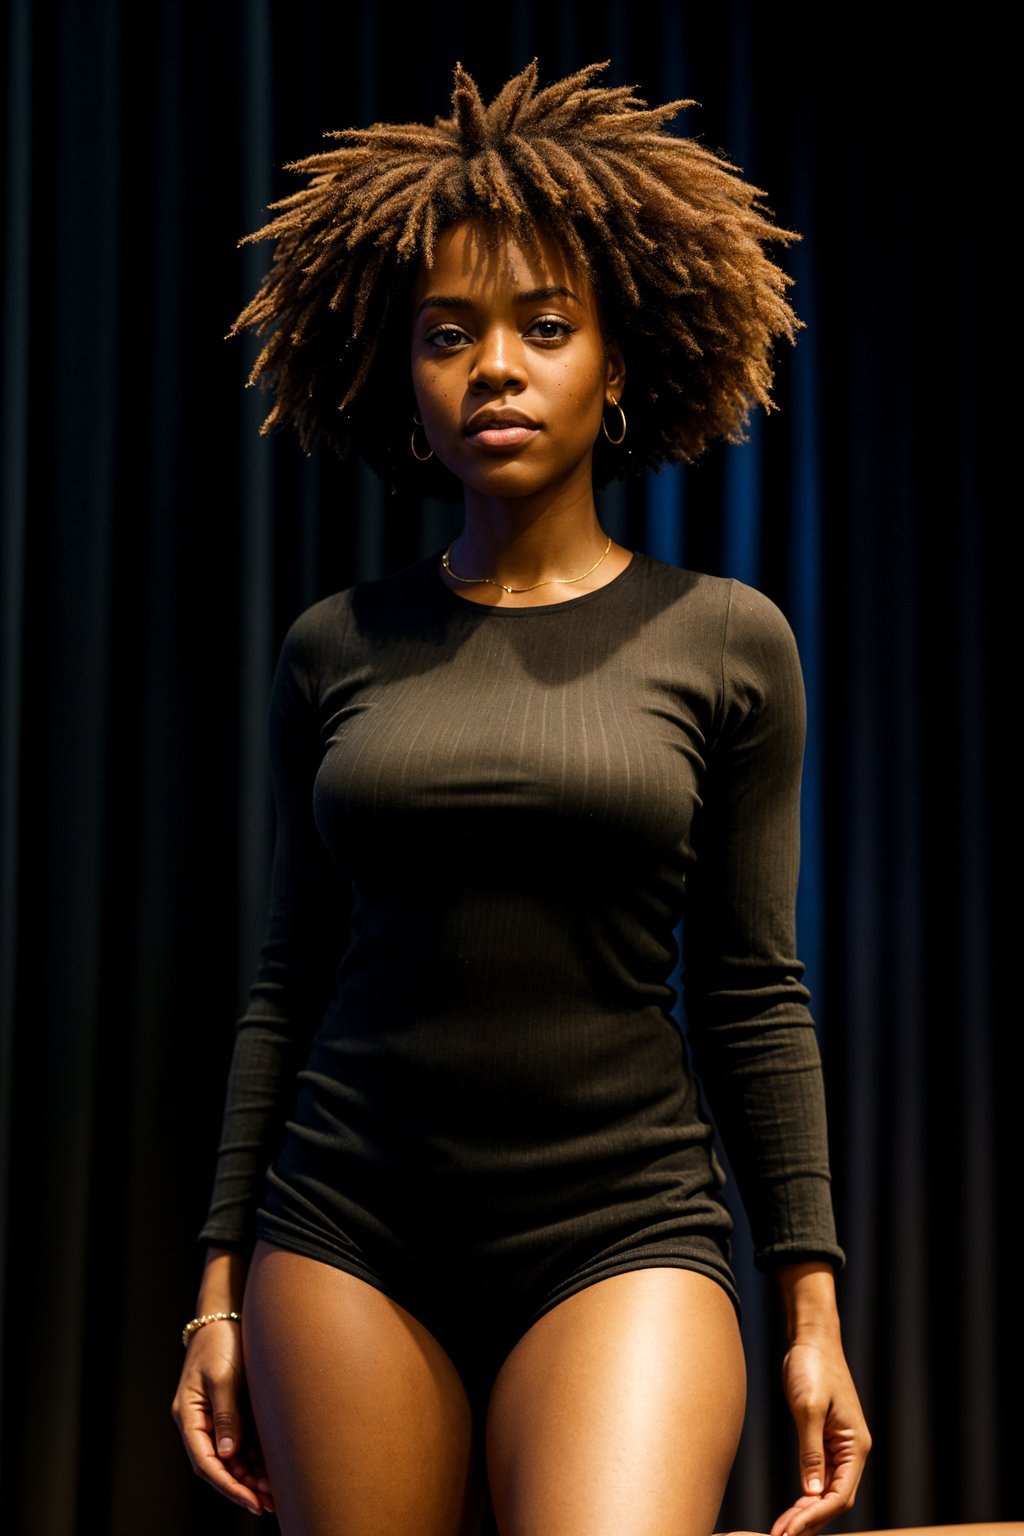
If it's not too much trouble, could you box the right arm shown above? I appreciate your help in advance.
[171,1246,270,1515]
[199,608,353,1254]
[172,608,353,1513]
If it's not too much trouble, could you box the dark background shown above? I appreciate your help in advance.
[0,2,1010,1533]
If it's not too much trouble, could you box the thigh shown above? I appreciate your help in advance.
[485,1266,746,1536]
[242,1239,486,1536]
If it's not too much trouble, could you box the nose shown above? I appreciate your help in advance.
[468,323,526,393]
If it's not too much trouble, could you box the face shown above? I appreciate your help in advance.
[409,219,625,502]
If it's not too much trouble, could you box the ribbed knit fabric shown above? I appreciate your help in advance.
[198,551,844,1334]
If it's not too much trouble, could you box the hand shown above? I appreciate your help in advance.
[770,1331,871,1536]
[171,1317,275,1517]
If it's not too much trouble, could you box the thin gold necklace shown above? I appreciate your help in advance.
[441,534,612,595]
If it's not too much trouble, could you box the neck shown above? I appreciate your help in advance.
[442,461,632,608]
[454,480,605,587]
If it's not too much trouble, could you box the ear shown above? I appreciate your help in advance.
[604,339,626,403]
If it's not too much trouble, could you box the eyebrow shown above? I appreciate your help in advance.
[414,285,583,319]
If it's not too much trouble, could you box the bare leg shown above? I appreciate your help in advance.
[242,1239,486,1536]
[485,1267,746,1536]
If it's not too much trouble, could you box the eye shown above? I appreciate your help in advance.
[527,316,576,342]
[425,325,471,350]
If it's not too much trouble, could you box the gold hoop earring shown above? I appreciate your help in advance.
[411,413,434,462]
[601,398,627,445]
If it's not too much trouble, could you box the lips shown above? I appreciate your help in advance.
[465,408,539,432]
[464,408,540,450]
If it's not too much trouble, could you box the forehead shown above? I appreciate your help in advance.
[411,219,594,310]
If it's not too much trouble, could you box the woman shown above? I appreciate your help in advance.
[172,60,870,1536]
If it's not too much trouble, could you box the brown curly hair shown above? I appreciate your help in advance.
[229,58,801,497]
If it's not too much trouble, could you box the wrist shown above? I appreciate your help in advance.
[773,1260,842,1344]
[181,1310,241,1349]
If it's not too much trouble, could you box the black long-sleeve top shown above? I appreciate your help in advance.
[198,552,844,1287]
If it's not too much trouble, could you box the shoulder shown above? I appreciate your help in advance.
[280,588,353,654]
[629,551,730,614]
[630,555,798,671]
[720,579,802,681]
[721,577,797,641]
[715,581,806,746]
[634,557,804,746]
[278,553,441,674]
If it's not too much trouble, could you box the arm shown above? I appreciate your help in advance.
[770,1261,871,1536]
[681,583,869,1534]
[198,607,353,1251]
[172,1245,271,1515]
[173,608,352,1513]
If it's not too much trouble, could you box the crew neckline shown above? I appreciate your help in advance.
[435,550,639,615]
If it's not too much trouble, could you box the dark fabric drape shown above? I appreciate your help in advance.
[1,3,1007,1532]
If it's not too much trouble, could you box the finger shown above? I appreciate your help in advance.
[205,1374,245,1462]
[220,1448,276,1512]
[776,1475,865,1536]
[222,1457,277,1515]
[208,1403,276,1511]
[782,1426,869,1536]
[796,1402,828,1497]
[180,1423,267,1514]
[770,1491,820,1536]
[209,1381,276,1510]
[788,1491,849,1536]
[174,1389,269,1515]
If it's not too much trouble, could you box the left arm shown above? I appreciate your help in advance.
[682,582,869,1534]
[770,1261,870,1536]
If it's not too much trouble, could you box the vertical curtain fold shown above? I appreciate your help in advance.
[236,0,277,1004]
[0,0,31,1464]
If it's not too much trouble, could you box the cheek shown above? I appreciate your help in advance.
[417,381,460,438]
[561,354,608,417]
[412,366,447,417]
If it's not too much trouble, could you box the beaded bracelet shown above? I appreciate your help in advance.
[181,1311,242,1348]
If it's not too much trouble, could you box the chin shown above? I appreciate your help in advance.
[455,454,594,502]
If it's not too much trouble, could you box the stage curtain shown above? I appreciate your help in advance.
[0,2,1004,1531]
